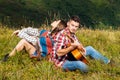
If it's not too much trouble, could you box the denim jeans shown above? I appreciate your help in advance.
[85,46,110,64]
[62,46,110,73]
[62,60,88,73]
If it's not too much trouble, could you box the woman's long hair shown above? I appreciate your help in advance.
[50,20,67,36]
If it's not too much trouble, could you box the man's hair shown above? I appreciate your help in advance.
[70,15,80,23]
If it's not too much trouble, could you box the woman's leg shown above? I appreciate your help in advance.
[85,46,110,64]
[9,39,36,57]
[2,39,36,62]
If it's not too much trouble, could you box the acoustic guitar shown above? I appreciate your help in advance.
[65,33,89,65]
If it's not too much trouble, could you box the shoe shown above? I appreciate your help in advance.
[30,52,41,61]
[1,54,9,62]
[36,57,41,61]
[108,59,115,67]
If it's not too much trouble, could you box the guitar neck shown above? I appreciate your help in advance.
[66,34,74,43]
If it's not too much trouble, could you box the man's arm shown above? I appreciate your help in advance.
[57,40,81,56]
[57,46,75,56]
[56,34,87,56]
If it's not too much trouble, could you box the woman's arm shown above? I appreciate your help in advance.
[14,27,39,45]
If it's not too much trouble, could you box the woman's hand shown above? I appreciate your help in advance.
[12,30,20,36]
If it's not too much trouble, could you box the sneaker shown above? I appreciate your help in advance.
[36,57,41,61]
[1,53,9,62]
[108,59,115,67]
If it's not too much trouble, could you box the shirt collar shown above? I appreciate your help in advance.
[64,27,75,37]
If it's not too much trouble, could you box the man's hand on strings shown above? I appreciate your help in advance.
[71,41,85,52]
[71,40,80,48]
[77,44,85,53]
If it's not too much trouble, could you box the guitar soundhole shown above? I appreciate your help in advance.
[67,52,77,61]
[67,52,86,62]
[80,56,84,61]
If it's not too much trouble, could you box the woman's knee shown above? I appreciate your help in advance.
[19,39,31,47]
[14,39,26,51]
[20,39,28,44]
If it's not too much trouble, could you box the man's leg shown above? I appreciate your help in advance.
[85,46,110,64]
[62,60,88,73]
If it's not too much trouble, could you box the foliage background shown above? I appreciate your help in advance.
[0,0,120,29]
[0,0,120,80]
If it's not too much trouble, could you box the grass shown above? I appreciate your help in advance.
[0,26,120,80]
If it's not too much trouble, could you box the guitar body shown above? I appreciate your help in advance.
[64,32,89,65]
[67,48,89,64]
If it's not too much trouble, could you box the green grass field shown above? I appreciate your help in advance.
[0,26,120,80]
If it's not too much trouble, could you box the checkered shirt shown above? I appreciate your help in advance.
[17,27,39,45]
[50,27,79,67]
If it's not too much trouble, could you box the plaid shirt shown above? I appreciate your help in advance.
[17,27,40,45]
[50,27,79,67]
[18,27,53,56]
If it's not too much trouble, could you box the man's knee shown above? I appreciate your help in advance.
[86,46,93,49]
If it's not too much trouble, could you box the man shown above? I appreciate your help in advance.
[50,15,111,73]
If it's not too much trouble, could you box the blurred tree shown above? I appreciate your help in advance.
[0,0,119,28]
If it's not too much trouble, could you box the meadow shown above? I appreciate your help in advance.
[0,26,120,80]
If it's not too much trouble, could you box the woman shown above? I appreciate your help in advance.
[2,20,67,61]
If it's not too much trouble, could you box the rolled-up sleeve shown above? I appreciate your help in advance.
[17,27,39,45]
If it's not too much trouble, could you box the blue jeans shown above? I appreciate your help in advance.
[85,46,110,64]
[62,46,110,73]
[62,60,88,73]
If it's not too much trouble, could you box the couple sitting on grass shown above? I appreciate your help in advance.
[2,15,113,73]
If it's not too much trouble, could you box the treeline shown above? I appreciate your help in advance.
[0,0,120,29]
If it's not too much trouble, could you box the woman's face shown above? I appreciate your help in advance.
[51,20,61,30]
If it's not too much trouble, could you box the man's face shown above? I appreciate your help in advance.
[67,20,79,34]
[51,20,61,30]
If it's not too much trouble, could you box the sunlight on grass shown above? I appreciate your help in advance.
[0,26,120,80]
